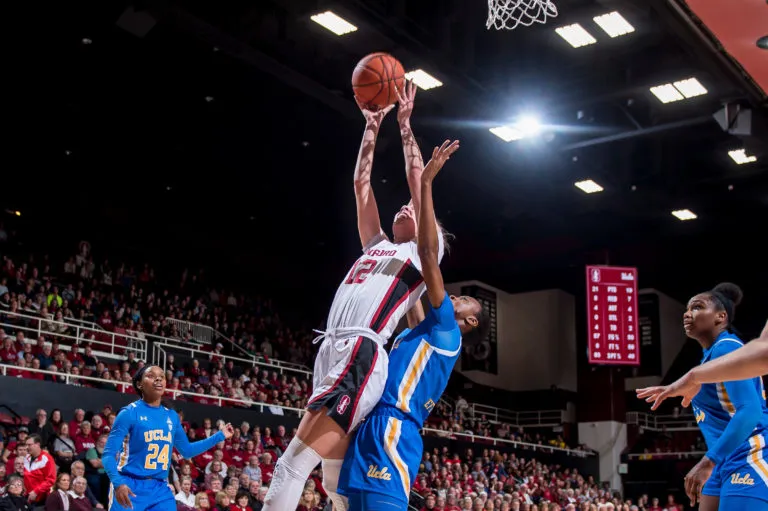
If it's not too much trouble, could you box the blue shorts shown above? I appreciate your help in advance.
[109,477,175,511]
[702,436,768,504]
[338,405,422,506]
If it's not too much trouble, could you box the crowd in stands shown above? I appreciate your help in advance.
[0,406,687,511]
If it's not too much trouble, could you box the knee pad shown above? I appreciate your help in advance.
[263,438,322,510]
[322,459,348,511]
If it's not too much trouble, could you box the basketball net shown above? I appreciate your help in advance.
[486,0,558,30]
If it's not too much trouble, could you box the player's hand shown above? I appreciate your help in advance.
[422,140,460,183]
[684,456,714,506]
[115,485,136,509]
[356,98,395,129]
[27,491,37,502]
[395,79,417,125]
[220,422,235,439]
[636,371,701,410]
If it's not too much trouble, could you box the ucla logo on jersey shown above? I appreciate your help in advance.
[731,473,755,485]
[144,429,173,443]
[367,465,392,480]
[167,417,173,431]
[695,409,705,424]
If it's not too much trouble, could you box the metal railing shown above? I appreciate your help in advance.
[626,412,698,431]
[626,451,705,460]
[466,402,566,427]
[63,316,107,332]
[164,317,215,345]
[152,342,313,379]
[421,427,593,457]
[0,363,307,416]
[1,310,147,361]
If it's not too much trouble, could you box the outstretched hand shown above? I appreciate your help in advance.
[395,79,417,125]
[356,97,395,128]
[636,371,701,410]
[422,140,460,183]
[220,422,235,439]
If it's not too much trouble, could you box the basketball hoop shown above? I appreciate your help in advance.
[486,0,558,30]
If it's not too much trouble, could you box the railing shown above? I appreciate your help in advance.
[626,451,705,460]
[421,427,593,457]
[0,363,307,417]
[152,342,313,379]
[164,317,215,345]
[626,411,698,431]
[63,316,107,333]
[467,402,566,427]
[1,310,147,361]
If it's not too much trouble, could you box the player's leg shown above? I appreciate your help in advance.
[108,479,150,511]
[697,494,719,511]
[144,480,177,511]
[264,337,385,511]
[699,467,721,511]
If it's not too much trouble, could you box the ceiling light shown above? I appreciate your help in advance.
[555,24,597,48]
[310,11,357,36]
[671,209,697,221]
[404,70,443,90]
[650,84,684,103]
[489,126,523,142]
[593,12,635,38]
[574,179,604,194]
[673,78,708,98]
[728,148,758,164]
[517,116,541,135]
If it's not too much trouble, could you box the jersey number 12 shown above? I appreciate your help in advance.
[345,258,376,284]
[144,443,170,471]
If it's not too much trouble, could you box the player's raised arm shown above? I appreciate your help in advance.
[353,99,395,248]
[418,140,460,307]
[396,80,426,221]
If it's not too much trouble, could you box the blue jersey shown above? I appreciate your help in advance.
[380,292,462,426]
[692,332,768,503]
[103,400,224,487]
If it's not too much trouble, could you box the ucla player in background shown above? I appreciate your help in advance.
[337,139,490,511]
[103,366,235,511]
[639,283,768,510]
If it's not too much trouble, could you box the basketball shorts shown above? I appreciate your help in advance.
[703,434,768,505]
[109,477,175,511]
[308,335,388,433]
[337,405,422,507]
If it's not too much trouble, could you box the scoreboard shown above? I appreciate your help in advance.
[586,265,640,366]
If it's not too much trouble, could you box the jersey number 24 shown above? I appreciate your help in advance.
[144,443,170,471]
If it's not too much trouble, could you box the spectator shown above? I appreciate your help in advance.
[22,434,56,505]
[84,435,108,503]
[44,472,71,511]
[27,410,54,455]
[0,475,30,511]
[66,477,91,511]
[175,477,196,508]
[69,461,102,509]
[194,493,211,511]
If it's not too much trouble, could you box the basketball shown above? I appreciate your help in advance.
[351,52,405,108]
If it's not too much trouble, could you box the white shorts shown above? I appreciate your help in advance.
[308,336,388,433]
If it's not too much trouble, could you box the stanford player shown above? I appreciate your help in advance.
[263,81,446,511]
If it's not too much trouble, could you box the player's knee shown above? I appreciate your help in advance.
[277,437,323,479]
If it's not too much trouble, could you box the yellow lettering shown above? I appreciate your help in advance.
[730,473,755,486]
[367,465,392,481]
[695,410,705,424]
[144,430,172,443]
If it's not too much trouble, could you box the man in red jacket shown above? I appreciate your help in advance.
[23,433,56,504]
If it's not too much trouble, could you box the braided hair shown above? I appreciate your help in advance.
[132,365,150,397]
[708,282,743,332]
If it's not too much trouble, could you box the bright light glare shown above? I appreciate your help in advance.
[489,126,523,142]
[310,11,357,36]
[404,70,443,90]
[671,209,697,221]
[574,179,604,194]
[593,12,635,38]
[728,149,757,164]
[517,116,541,135]
[672,78,708,98]
[555,24,597,48]
[650,84,684,103]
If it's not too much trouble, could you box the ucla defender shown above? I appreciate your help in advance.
[640,284,768,510]
[103,366,234,511]
[338,140,490,511]
[263,81,447,511]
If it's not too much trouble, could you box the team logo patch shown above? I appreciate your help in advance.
[337,395,351,415]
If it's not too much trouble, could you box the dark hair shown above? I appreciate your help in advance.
[132,365,150,396]
[236,491,250,502]
[27,433,42,446]
[463,305,491,347]
[708,282,743,330]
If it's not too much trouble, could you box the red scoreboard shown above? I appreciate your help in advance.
[586,265,640,366]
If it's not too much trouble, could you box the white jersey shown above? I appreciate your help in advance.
[326,233,445,344]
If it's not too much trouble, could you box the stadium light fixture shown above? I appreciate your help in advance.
[671,209,697,221]
[489,126,523,142]
[728,148,758,164]
[650,78,708,103]
[593,12,635,38]
[555,24,597,48]
[574,179,604,194]
[310,11,357,36]
[404,70,443,90]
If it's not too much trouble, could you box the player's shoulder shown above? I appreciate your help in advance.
[712,335,744,357]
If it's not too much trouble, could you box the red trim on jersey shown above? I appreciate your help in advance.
[346,345,379,433]
[307,337,362,407]
[369,259,424,333]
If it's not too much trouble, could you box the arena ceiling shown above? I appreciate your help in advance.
[6,0,767,331]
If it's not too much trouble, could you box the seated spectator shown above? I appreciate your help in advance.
[44,473,71,511]
[0,475,30,511]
